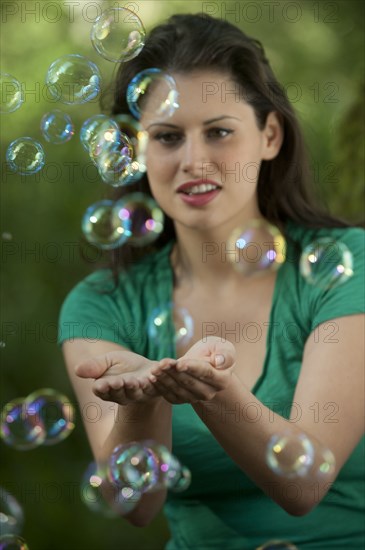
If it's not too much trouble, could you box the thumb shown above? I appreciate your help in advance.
[213,350,236,370]
[75,354,110,379]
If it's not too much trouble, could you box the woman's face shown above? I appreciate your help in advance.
[140,70,283,234]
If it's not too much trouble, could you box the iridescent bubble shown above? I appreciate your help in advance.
[40,110,74,144]
[112,114,147,183]
[114,192,164,247]
[0,488,24,536]
[0,74,23,113]
[256,541,298,550]
[80,114,111,151]
[167,465,192,493]
[147,303,194,348]
[81,199,132,250]
[25,388,75,445]
[1,233,12,241]
[80,462,117,517]
[88,119,123,161]
[97,149,139,187]
[0,398,45,450]
[266,432,314,478]
[0,342,5,349]
[143,441,184,493]
[108,441,162,493]
[126,68,179,120]
[45,54,101,104]
[6,137,45,175]
[227,219,286,276]
[300,238,353,289]
[91,7,145,63]
[0,535,29,550]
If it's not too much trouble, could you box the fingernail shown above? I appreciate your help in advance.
[149,375,157,383]
[215,354,225,368]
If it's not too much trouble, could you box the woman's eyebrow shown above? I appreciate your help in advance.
[146,115,241,130]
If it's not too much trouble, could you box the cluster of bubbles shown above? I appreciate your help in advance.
[299,237,354,289]
[2,6,180,183]
[0,388,75,450]
[227,219,286,276]
[81,440,191,517]
[265,431,336,480]
[81,192,164,250]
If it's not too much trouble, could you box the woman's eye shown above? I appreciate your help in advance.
[207,128,233,138]
[152,132,182,145]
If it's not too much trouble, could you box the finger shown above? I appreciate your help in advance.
[213,350,236,370]
[175,358,217,380]
[159,369,218,400]
[149,377,188,404]
[151,358,177,375]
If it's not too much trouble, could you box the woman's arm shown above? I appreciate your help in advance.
[62,338,172,527]
[147,314,365,516]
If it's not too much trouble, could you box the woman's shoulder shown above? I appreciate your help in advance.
[286,221,364,248]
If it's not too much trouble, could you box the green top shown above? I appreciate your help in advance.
[59,223,365,549]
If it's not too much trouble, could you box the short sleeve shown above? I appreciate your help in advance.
[309,228,365,331]
[58,269,143,351]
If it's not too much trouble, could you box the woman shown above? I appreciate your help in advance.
[59,13,364,549]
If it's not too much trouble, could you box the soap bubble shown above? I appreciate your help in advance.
[0,535,29,550]
[114,192,164,247]
[88,119,123,161]
[0,74,23,113]
[113,114,147,182]
[316,447,336,478]
[168,465,192,493]
[45,54,101,104]
[300,238,353,289]
[108,441,161,493]
[147,303,194,348]
[96,148,139,187]
[91,7,145,62]
[256,541,298,550]
[0,488,24,536]
[126,68,179,120]
[25,388,75,445]
[0,398,45,450]
[266,432,314,478]
[6,137,45,175]
[80,114,112,151]
[227,220,286,276]
[1,233,13,241]
[81,199,132,250]
[40,110,74,144]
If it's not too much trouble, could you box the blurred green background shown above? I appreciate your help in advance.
[0,0,364,548]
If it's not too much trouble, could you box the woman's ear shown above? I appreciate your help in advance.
[262,111,284,160]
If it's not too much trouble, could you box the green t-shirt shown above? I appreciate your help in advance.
[59,223,365,549]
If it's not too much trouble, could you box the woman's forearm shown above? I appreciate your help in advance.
[97,397,173,526]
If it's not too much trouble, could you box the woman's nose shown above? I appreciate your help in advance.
[180,136,212,176]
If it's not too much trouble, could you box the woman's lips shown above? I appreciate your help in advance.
[178,188,221,206]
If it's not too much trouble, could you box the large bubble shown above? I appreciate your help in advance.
[113,114,147,183]
[80,114,112,151]
[0,398,45,450]
[300,238,353,289]
[25,388,75,445]
[0,74,23,113]
[0,488,24,536]
[45,54,101,104]
[91,7,145,63]
[114,193,164,247]
[81,199,132,249]
[266,432,314,478]
[126,68,179,120]
[227,219,286,276]
[40,110,74,144]
[146,303,194,349]
[6,138,45,175]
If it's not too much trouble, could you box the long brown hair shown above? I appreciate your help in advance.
[103,13,350,271]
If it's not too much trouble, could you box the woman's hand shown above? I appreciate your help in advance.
[75,350,161,405]
[144,336,236,404]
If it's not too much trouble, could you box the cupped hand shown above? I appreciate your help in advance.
[145,336,236,404]
[75,350,161,405]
